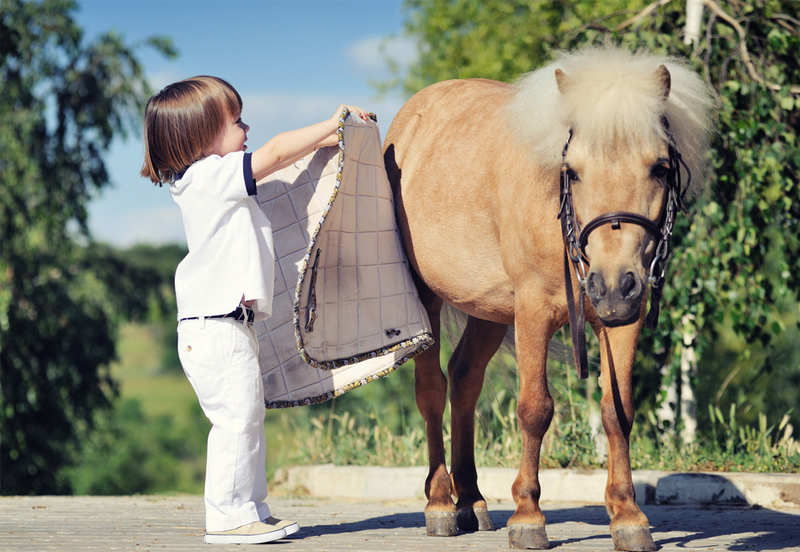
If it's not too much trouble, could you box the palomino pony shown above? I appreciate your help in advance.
[383,45,714,551]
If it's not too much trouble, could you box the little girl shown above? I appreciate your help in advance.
[140,75,368,544]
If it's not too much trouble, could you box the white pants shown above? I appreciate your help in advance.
[177,317,271,532]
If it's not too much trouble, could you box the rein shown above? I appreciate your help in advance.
[557,119,690,379]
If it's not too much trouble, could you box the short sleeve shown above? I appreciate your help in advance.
[243,152,256,196]
[199,152,255,202]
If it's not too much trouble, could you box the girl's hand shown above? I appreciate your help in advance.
[316,105,370,149]
[251,104,372,181]
[332,105,370,122]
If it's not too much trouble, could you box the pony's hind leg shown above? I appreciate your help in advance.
[448,315,508,532]
[411,277,457,536]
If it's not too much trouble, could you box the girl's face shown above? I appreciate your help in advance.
[210,111,249,157]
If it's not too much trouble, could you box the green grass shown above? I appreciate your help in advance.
[111,324,198,425]
[284,371,800,475]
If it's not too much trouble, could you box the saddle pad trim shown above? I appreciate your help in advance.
[264,346,424,409]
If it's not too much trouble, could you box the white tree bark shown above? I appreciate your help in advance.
[684,0,705,46]
[656,363,678,432]
[680,318,698,443]
[587,375,607,461]
[656,314,698,443]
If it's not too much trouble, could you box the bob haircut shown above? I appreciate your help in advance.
[140,76,243,185]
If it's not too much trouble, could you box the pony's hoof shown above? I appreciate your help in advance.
[457,506,494,532]
[610,525,657,551]
[425,510,457,536]
[508,524,549,549]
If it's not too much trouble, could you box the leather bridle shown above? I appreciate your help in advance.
[557,118,690,379]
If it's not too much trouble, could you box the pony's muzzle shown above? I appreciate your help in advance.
[586,269,644,327]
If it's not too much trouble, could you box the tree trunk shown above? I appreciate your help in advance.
[684,0,705,46]
[656,315,697,443]
[679,319,698,443]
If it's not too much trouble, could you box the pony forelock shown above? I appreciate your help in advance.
[505,45,716,194]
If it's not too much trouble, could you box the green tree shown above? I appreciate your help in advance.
[394,0,800,436]
[0,0,175,494]
[398,0,648,91]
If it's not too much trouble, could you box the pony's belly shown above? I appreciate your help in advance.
[401,207,516,323]
[441,292,516,325]
[418,259,516,324]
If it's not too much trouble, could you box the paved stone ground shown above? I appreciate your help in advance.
[3,495,800,551]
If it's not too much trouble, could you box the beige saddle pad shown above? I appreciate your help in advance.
[255,113,433,408]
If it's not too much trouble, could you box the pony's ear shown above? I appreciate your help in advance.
[655,65,671,99]
[555,69,571,93]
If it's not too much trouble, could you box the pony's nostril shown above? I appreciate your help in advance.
[620,271,637,299]
[587,272,606,301]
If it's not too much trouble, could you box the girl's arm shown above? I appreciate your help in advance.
[251,105,369,182]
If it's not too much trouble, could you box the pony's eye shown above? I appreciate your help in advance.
[651,163,669,180]
[567,168,580,182]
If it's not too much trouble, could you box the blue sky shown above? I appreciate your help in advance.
[75,0,415,247]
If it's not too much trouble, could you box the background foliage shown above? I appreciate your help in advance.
[0,0,175,494]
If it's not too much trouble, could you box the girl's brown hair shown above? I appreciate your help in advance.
[140,76,243,185]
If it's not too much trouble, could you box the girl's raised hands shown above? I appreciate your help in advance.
[334,104,370,122]
[251,104,371,181]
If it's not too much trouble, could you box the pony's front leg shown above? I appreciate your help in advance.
[593,320,657,552]
[507,301,557,550]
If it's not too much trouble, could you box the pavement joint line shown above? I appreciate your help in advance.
[274,466,800,509]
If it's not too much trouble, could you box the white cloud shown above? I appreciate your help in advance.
[145,68,185,93]
[346,35,418,75]
[242,92,337,126]
[240,91,406,146]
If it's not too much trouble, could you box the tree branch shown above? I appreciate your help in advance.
[615,0,674,32]
[772,14,800,37]
[772,14,800,30]
[704,0,800,95]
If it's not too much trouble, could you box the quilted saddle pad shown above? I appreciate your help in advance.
[255,112,434,408]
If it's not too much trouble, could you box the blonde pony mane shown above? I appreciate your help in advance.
[505,45,715,194]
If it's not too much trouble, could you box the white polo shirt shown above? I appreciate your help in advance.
[170,151,274,321]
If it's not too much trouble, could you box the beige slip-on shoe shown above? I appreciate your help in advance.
[204,520,286,544]
[263,516,300,537]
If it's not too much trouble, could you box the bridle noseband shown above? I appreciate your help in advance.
[557,118,690,379]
